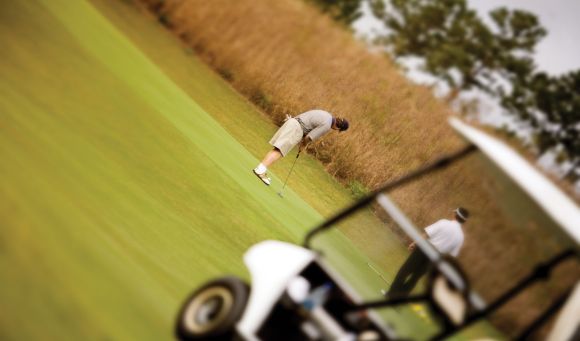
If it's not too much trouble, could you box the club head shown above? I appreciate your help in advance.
[277,191,284,198]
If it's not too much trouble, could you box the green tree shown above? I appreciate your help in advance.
[502,71,580,179]
[306,0,365,25]
[314,0,579,177]
[371,0,546,101]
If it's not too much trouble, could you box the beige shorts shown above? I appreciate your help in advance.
[269,119,303,156]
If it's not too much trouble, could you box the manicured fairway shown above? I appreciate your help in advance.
[0,1,503,340]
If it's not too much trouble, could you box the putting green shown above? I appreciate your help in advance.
[0,0,503,340]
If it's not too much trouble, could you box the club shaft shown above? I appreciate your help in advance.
[367,262,391,286]
[280,152,300,192]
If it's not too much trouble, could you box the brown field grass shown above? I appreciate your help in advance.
[138,0,578,337]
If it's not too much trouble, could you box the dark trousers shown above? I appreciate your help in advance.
[386,249,430,298]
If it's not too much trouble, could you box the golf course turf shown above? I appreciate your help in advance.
[0,0,503,339]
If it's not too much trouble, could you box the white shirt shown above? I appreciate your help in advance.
[425,219,464,257]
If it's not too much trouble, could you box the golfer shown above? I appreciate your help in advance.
[383,207,470,298]
[253,109,349,185]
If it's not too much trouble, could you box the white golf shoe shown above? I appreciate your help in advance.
[253,169,271,186]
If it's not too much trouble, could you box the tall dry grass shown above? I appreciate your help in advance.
[138,0,577,336]
[150,0,464,184]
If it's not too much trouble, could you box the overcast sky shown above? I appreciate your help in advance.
[469,0,580,75]
[354,0,580,76]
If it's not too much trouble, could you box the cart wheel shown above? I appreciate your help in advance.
[176,277,250,340]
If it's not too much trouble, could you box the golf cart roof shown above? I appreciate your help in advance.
[449,118,580,246]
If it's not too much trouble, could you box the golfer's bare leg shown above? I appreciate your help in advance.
[261,149,282,167]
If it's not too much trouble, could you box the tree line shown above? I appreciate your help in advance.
[308,0,580,182]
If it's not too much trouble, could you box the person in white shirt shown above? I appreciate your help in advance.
[253,109,349,186]
[383,207,470,298]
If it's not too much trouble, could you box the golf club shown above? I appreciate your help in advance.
[367,262,392,295]
[277,151,300,198]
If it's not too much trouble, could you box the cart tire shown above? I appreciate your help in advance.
[176,277,250,340]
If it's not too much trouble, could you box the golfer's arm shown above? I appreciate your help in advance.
[299,136,312,151]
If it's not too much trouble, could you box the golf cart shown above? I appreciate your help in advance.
[175,118,580,340]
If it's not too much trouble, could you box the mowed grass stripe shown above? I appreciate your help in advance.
[1,5,232,340]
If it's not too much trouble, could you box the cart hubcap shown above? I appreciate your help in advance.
[183,287,234,334]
